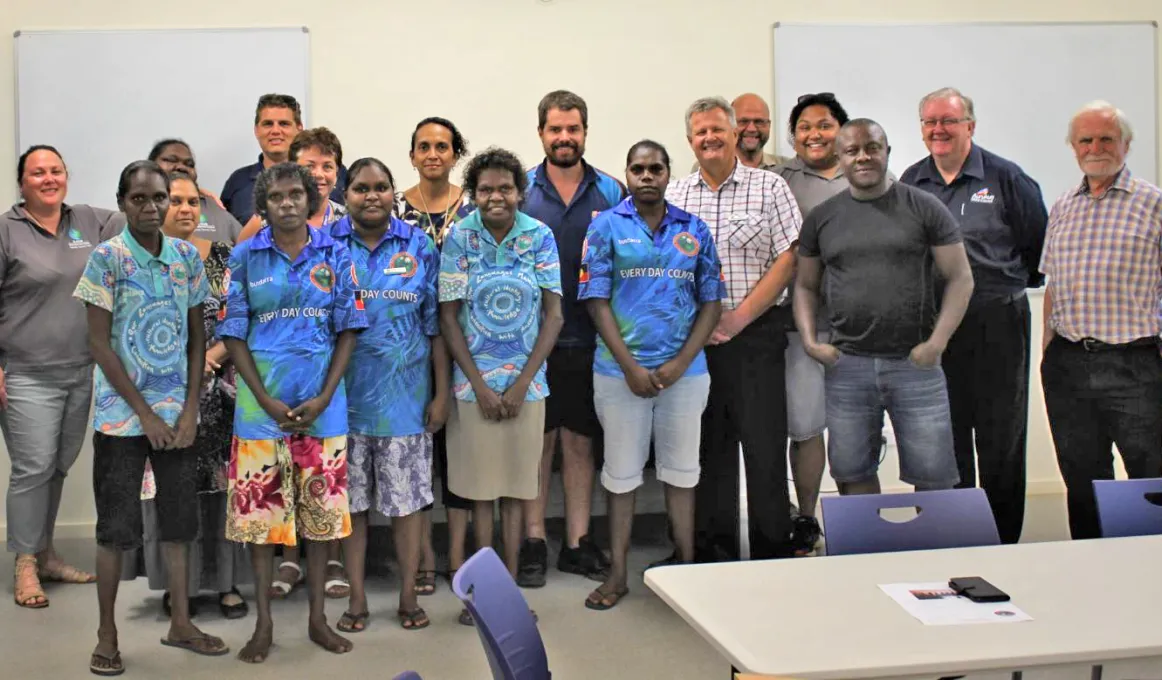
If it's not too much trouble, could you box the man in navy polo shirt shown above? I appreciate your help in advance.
[901,87,1047,544]
[516,90,625,588]
[221,93,347,225]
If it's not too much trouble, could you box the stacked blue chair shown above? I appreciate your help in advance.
[1094,478,1162,537]
[452,547,551,680]
[821,487,1000,556]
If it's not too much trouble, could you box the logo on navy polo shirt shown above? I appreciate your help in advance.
[673,232,700,257]
[67,227,92,250]
[309,263,335,292]
[387,252,418,278]
[970,187,995,204]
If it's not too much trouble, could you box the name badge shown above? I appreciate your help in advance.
[384,266,409,275]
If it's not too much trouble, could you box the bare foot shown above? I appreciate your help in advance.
[308,620,353,654]
[237,624,273,664]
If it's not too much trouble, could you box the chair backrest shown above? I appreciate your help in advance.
[452,547,550,680]
[1094,478,1162,538]
[820,488,1001,556]
[392,673,423,680]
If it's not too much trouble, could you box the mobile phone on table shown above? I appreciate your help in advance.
[949,576,1010,602]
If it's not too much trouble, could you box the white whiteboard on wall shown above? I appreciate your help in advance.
[15,27,310,207]
[771,22,1158,209]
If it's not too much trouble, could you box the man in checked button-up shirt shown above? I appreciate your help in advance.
[1040,100,1162,540]
[666,96,802,562]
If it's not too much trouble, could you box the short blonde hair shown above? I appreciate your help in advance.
[685,97,735,136]
[1066,100,1133,143]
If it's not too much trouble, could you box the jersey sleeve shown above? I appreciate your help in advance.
[577,214,613,300]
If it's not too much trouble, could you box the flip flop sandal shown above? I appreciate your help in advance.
[584,585,629,611]
[414,570,437,596]
[397,607,430,631]
[337,610,370,633]
[160,633,230,656]
[89,650,124,676]
[270,561,303,599]
[324,560,350,599]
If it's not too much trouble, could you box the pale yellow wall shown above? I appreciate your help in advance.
[0,0,1158,534]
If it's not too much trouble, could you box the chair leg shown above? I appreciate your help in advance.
[1091,665,1103,680]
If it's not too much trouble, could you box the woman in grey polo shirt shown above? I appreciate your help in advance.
[1,145,124,608]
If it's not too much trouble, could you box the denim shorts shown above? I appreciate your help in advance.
[824,353,959,488]
[593,372,710,493]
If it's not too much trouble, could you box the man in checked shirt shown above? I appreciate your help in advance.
[1040,101,1162,540]
[666,96,802,562]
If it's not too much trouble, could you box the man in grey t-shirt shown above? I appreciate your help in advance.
[149,139,243,244]
[793,119,974,496]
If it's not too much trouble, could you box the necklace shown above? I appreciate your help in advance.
[417,183,463,242]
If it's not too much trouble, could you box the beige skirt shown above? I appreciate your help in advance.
[446,398,545,501]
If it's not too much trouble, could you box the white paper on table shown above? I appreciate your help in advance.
[879,582,1033,625]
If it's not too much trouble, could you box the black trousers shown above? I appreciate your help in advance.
[1041,337,1162,539]
[944,293,1030,544]
[696,307,792,561]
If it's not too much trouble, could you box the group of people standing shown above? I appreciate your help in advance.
[1,84,1159,676]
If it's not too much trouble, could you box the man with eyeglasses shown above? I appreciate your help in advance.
[900,87,1047,544]
[690,93,789,172]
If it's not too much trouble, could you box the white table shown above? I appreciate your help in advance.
[645,536,1162,679]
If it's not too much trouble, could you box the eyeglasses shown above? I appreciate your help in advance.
[737,117,771,128]
[797,92,836,104]
[921,117,971,129]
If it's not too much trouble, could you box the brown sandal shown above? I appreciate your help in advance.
[398,607,430,631]
[14,555,48,609]
[38,561,96,584]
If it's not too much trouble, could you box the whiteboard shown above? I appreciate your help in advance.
[15,27,310,207]
[771,22,1158,208]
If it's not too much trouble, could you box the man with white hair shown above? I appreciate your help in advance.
[1040,101,1162,540]
[666,96,802,562]
[901,87,1048,544]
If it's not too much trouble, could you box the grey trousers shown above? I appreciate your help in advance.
[0,365,93,554]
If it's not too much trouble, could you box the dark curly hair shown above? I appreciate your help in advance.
[289,126,343,167]
[116,160,170,202]
[409,117,468,158]
[462,147,527,203]
[253,162,321,220]
[788,93,851,139]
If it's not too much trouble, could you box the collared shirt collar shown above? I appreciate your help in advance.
[611,197,692,228]
[1073,166,1135,197]
[534,158,597,187]
[121,227,179,267]
[695,158,742,190]
[782,156,846,180]
[330,215,413,248]
[913,144,984,185]
[249,224,337,252]
[11,201,75,222]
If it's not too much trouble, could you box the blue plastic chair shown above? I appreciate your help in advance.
[820,488,1000,556]
[452,547,550,680]
[392,673,423,680]
[1094,478,1162,537]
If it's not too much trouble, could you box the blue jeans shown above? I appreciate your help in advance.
[824,353,959,488]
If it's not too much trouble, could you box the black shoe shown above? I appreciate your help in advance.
[516,538,548,588]
[557,535,610,581]
[792,515,823,556]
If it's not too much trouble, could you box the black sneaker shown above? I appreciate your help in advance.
[792,515,823,556]
[557,535,610,581]
[516,538,548,588]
